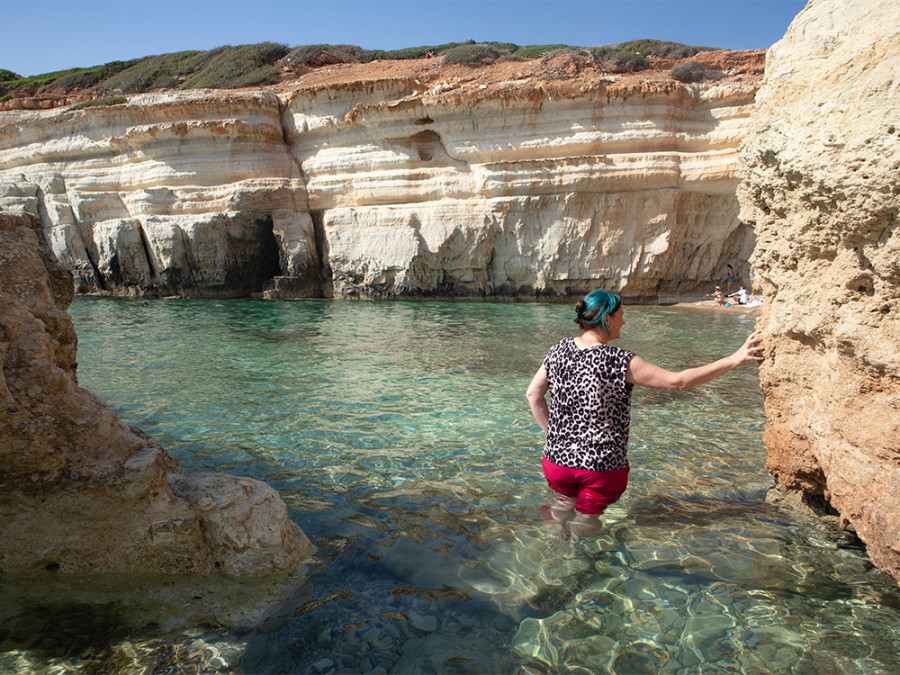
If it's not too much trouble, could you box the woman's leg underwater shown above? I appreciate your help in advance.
[569,512,603,537]
[542,457,581,533]
[571,466,630,536]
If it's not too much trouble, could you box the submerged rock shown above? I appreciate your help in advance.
[0,211,310,574]
[738,0,900,582]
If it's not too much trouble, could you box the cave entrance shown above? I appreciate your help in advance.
[225,214,282,296]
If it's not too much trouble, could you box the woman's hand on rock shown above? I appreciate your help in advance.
[734,330,764,365]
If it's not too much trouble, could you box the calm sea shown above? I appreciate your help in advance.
[2,298,898,673]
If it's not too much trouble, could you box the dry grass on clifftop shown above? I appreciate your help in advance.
[272,49,766,101]
[2,50,765,113]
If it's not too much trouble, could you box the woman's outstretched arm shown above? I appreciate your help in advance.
[626,330,763,391]
[526,365,550,434]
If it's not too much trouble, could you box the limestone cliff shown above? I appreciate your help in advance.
[0,52,764,300]
[738,0,900,581]
[0,211,310,574]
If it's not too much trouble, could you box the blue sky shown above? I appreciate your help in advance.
[3,0,808,77]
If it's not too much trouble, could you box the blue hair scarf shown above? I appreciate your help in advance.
[574,290,621,332]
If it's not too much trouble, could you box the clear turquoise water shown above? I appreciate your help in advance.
[5,297,899,673]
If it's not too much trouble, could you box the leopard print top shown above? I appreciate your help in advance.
[542,338,635,471]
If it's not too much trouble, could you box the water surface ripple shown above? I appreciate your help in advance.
[3,298,897,673]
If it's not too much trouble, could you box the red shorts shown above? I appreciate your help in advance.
[543,456,630,515]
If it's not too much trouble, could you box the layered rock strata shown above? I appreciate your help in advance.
[0,92,320,298]
[0,211,310,574]
[0,53,764,300]
[738,0,900,581]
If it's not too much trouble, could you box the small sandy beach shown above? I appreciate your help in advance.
[666,296,764,312]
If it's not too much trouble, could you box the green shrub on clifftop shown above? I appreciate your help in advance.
[592,39,713,60]
[180,42,290,89]
[372,41,520,61]
[671,60,707,82]
[0,69,22,83]
[443,43,511,65]
[101,50,218,92]
[672,60,704,82]
[0,62,137,93]
[670,60,726,83]
[47,60,139,91]
[0,67,83,91]
[367,45,429,61]
[281,44,375,67]
[611,50,651,72]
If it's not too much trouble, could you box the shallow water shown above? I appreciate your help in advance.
[3,298,899,673]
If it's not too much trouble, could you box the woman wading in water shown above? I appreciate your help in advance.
[526,290,763,537]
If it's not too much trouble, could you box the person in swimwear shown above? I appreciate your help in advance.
[525,289,763,537]
[705,286,727,305]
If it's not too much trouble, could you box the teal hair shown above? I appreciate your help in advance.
[574,289,621,332]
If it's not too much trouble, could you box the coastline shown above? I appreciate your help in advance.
[662,296,764,312]
[75,290,765,310]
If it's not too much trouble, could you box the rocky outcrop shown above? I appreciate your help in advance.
[0,91,320,298]
[738,0,900,581]
[0,211,310,574]
[0,53,764,300]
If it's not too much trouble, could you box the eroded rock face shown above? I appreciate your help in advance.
[0,92,319,298]
[738,0,900,581]
[0,211,310,574]
[0,55,764,301]
[288,70,760,300]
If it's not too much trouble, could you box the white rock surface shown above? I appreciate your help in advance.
[0,92,319,296]
[288,75,759,299]
[0,63,763,300]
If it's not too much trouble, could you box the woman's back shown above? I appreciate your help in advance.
[543,338,633,472]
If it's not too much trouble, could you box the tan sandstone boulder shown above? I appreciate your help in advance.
[0,211,310,574]
[738,0,900,581]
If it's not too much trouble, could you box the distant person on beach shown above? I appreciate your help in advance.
[748,266,756,295]
[525,289,763,538]
[730,286,750,305]
[725,264,735,294]
[705,286,727,305]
